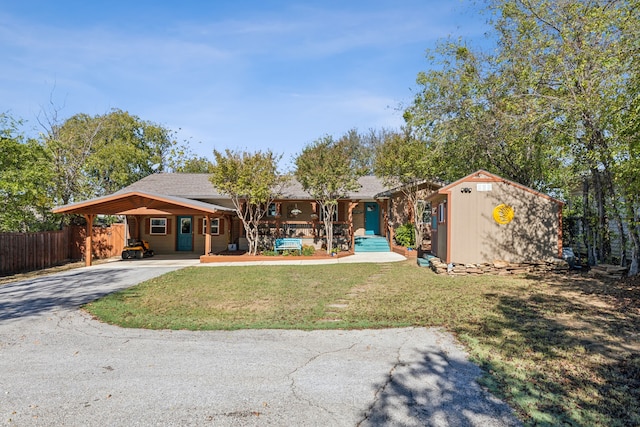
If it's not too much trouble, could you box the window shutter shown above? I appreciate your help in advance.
[219,218,225,234]
[167,218,172,235]
[145,218,150,234]
[198,218,203,234]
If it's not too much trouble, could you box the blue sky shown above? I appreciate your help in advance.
[1,1,490,168]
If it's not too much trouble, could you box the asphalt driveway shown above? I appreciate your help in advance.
[0,259,521,426]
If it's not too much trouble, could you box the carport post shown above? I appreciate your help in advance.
[204,215,211,255]
[83,214,95,267]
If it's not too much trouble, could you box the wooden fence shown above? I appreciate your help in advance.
[0,224,126,276]
[68,224,126,261]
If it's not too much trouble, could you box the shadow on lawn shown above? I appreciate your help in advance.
[469,273,640,426]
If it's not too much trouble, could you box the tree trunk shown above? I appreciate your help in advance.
[322,203,335,255]
[592,168,610,263]
[627,205,640,276]
[583,179,596,266]
[629,228,639,277]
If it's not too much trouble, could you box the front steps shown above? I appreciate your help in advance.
[354,236,390,253]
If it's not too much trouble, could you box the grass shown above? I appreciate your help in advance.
[84,260,640,426]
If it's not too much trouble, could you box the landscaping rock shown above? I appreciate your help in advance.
[429,258,570,276]
[493,260,510,269]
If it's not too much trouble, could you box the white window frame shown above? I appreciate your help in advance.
[438,202,446,224]
[203,218,221,235]
[150,218,167,235]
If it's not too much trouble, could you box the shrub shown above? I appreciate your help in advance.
[301,245,315,256]
[395,223,415,248]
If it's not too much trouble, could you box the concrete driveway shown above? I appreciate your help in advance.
[0,259,521,426]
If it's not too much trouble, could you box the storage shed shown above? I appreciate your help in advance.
[427,170,563,265]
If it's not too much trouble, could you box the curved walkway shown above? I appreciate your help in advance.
[0,259,521,426]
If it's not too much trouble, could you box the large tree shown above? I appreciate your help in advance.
[405,0,639,270]
[209,149,286,255]
[40,108,186,205]
[295,134,364,254]
[0,114,55,231]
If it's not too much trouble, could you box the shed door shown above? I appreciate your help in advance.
[177,216,193,251]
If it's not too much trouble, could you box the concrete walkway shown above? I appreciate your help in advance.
[0,257,521,427]
[197,251,408,267]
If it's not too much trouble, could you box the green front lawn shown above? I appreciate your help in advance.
[84,260,640,426]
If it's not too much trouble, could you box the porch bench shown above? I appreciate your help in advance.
[274,238,303,254]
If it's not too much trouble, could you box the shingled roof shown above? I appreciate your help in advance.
[117,173,390,200]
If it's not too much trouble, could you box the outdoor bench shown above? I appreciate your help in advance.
[274,238,303,253]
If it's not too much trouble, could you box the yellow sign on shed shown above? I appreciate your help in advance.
[493,204,514,224]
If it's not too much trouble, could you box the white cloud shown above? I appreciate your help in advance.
[0,0,491,161]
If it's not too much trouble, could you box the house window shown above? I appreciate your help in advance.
[438,202,446,224]
[203,218,221,235]
[267,203,277,217]
[150,218,167,235]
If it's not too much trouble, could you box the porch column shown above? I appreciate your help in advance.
[275,202,282,237]
[204,214,211,255]
[379,200,389,239]
[310,202,318,237]
[83,214,95,267]
[226,214,233,245]
[348,202,358,250]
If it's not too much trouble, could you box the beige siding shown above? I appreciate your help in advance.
[137,215,231,255]
[139,216,176,254]
[449,181,560,264]
[193,216,231,254]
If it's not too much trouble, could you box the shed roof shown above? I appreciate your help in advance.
[427,170,564,204]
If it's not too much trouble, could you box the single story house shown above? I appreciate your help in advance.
[53,173,437,265]
[427,170,563,265]
[53,169,564,267]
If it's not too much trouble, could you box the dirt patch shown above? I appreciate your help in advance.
[531,271,640,358]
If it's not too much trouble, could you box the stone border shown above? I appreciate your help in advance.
[427,257,570,276]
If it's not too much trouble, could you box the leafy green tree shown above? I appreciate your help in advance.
[405,0,639,270]
[85,110,175,195]
[374,129,434,248]
[165,143,214,173]
[404,41,564,191]
[0,114,56,231]
[295,134,364,254]
[173,156,214,173]
[209,149,287,255]
[490,0,637,265]
[41,109,178,204]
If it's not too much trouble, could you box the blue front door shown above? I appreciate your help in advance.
[177,216,193,251]
[365,203,380,235]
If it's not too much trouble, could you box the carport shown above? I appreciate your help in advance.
[52,191,234,267]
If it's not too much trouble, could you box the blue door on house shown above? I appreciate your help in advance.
[365,203,380,235]
[177,216,193,251]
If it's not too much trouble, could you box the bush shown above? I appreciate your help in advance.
[302,245,315,256]
[395,223,415,248]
